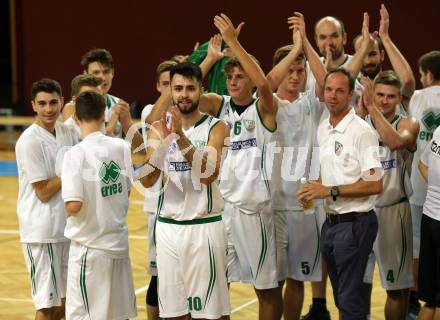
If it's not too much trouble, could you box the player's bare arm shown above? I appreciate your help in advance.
[214,13,277,130]
[62,101,75,121]
[288,11,327,98]
[115,100,145,154]
[32,177,61,203]
[362,77,420,151]
[266,20,303,91]
[199,34,225,79]
[378,4,415,104]
[418,160,428,182]
[345,13,377,78]
[65,201,82,216]
[139,120,166,188]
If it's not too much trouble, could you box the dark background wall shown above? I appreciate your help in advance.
[10,0,440,115]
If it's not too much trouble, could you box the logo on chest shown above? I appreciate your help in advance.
[334,141,343,156]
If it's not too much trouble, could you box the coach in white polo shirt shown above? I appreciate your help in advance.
[297,68,383,320]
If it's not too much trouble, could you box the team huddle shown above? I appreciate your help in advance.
[15,6,440,320]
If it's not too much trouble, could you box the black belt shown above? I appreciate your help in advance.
[326,210,373,225]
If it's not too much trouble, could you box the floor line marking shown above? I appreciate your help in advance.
[0,229,147,240]
[231,298,258,313]
[0,297,33,302]
[135,285,148,295]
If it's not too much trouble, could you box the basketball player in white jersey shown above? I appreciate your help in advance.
[408,50,440,316]
[145,14,282,319]
[358,72,419,320]
[140,59,176,320]
[265,11,329,320]
[62,91,137,320]
[63,74,104,141]
[80,48,144,152]
[16,79,78,320]
[140,62,230,319]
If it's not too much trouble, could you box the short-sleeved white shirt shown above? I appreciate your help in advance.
[317,108,382,214]
[62,132,133,254]
[16,122,77,243]
[140,104,161,213]
[420,126,440,221]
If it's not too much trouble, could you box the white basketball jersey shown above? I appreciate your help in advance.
[16,123,77,243]
[366,114,414,207]
[409,86,440,206]
[218,96,274,213]
[159,114,224,220]
[271,90,325,210]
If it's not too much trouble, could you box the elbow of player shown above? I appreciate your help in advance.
[66,201,82,215]
[139,174,157,188]
[35,191,52,203]
[200,169,219,185]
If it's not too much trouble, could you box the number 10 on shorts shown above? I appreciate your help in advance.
[187,296,202,311]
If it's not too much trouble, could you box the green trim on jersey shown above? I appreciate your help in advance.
[216,96,225,118]
[255,100,276,133]
[261,144,271,195]
[256,213,268,279]
[26,244,36,295]
[157,214,221,225]
[194,114,210,128]
[207,184,213,213]
[156,179,165,216]
[80,249,90,316]
[397,213,408,280]
[204,239,217,310]
[47,244,59,298]
[106,95,116,110]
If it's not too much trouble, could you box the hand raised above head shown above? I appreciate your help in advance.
[213,13,244,45]
[379,4,390,40]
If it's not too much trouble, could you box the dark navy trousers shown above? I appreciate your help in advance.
[321,211,378,320]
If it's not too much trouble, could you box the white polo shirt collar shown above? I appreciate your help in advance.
[326,108,356,133]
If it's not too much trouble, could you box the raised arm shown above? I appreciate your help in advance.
[115,100,145,154]
[378,4,415,102]
[362,77,419,151]
[163,107,229,185]
[199,34,225,79]
[266,20,303,91]
[288,12,327,98]
[345,13,377,77]
[139,120,167,188]
[214,13,276,130]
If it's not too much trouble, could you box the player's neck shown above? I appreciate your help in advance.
[231,95,253,106]
[79,121,103,139]
[35,119,56,135]
[181,110,204,130]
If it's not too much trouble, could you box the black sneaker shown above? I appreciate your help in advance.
[301,305,331,320]
[407,298,421,318]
